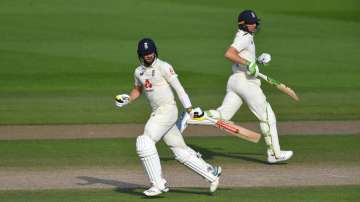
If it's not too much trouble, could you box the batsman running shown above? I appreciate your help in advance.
[115,38,221,197]
[177,10,293,164]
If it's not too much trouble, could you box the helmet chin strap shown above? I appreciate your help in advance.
[141,56,156,67]
[239,24,260,35]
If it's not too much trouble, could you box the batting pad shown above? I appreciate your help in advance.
[136,135,163,187]
[259,103,281,157]
[173,147,217,182]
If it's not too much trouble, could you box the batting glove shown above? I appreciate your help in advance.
[115,94,130,108]
[246,62,259,77]
[257,53,271,64]
[189,107,205,119]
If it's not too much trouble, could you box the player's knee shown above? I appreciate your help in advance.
[136,135,157,158]
[260,121,270,134]
[265,103,276,125]
[258,103,276,125]
[144,127,162,142]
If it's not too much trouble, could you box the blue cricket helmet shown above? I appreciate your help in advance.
[137,38,158,58]
[238,10,260,33]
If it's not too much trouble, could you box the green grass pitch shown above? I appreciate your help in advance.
[0,135,359,201]
[0,0,359,201]
[0,135,359,169]
[1,186,360,202]
[0,0,360,124]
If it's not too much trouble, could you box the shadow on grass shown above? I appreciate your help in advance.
[76,176,220,197]
[170,187,232,196]
[77,176,144,197]
[160,144,267,164]
[189,144,267,164]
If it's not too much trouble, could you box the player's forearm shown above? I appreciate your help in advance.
[129,86,142,102]
[224,47,249,65]
[169,77,192,109]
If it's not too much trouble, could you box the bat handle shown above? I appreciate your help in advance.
[257,72,266,80]
[257,72,280,86]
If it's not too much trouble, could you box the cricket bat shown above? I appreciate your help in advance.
[206,116,261,143]
[257,72,299,101]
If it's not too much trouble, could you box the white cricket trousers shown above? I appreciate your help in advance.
[213,72,282,156]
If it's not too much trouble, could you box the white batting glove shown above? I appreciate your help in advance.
[189,107,205,119]
[115,94,130,108]
[257,53,271,64]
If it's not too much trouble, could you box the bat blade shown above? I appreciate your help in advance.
[214,119,261,143]
[258,72,299,101]
[276,83,299,101]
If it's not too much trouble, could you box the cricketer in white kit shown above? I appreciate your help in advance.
[115,38,221,197]
[178,10,293,164]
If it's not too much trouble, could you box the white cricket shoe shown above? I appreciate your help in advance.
[176,112,190,133]
[267,150,293,164]
[144,187,164,197]
[210,166,222,193]
[143,180,169,197]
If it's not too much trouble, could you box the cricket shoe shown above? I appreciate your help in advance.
[143,180,169,197]
[209,166,222,193]
[176,111,190,133]
[267,150,293,164]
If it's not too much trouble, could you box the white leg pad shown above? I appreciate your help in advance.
[172,146,217,182]
[136,135,165,188]
[259,103,281,157]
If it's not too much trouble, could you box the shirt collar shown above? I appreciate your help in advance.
[151,58,159,68]
[238,29,253,36]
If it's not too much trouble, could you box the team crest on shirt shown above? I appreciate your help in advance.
[143,79,154,92]
[139,68,145,76]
